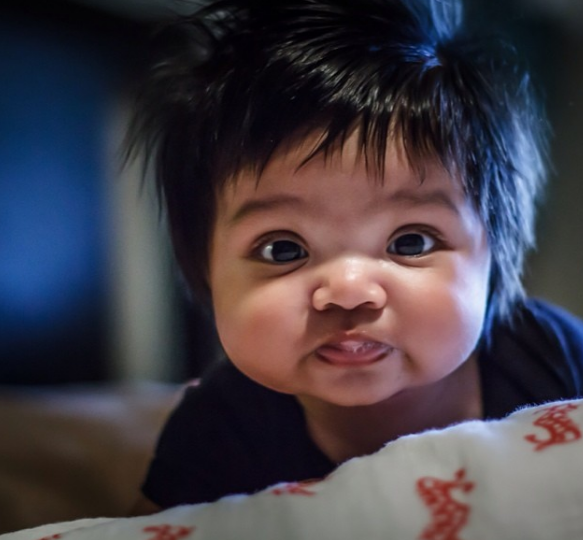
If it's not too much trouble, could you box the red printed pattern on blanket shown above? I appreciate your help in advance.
[270,479,319,496]
[143,525,195,540]
[416,468,474,540]
[524,403,582,451]
[37,535,62,540]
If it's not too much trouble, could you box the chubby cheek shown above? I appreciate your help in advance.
[212,280,305,378]
[402,262,489,379]
[426,290,484,356]
[215,313,301,395]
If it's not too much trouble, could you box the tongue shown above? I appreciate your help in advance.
[317,341,389,365]
[332,340,377,353]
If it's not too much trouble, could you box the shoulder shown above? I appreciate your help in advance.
[480,298,583,418]
[161,359,301,440]
[142,360,332,507]
[514,298,583,364]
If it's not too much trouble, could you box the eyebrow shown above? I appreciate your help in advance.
[227,186,461,226]
[228,194,305,226]
[380,187,462,216]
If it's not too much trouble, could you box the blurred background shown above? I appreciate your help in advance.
[1,0,583,386]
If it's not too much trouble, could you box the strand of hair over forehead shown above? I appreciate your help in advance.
[131,0,512,191]
[132,0,542,198]
[187,0,476,185]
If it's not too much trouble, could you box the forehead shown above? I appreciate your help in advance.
[218,131,467,213]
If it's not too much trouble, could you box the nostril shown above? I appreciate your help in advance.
[311,258,388,311]
[312,282,387,311]
[311,287,332,312]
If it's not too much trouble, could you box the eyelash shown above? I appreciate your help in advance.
[250,232,308,265]
[250,226,445,264]
[387,226,445,258]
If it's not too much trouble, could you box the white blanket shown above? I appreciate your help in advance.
[3,399,583,540]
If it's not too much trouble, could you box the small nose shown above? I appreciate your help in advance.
[312,257,387,311]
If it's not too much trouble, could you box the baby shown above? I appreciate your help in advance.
[126,0,583,514]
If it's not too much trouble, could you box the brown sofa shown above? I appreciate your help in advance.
[0,382,178,534]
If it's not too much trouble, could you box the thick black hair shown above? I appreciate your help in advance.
[126,0,548,322]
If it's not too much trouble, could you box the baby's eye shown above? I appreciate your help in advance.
[387,232,436,257]
[256,239,308,264]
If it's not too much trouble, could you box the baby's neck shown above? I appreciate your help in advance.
[297,354,483,465]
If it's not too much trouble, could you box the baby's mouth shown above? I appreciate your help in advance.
[315,340,392,366]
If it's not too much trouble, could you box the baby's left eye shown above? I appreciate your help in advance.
[387,233,436,257]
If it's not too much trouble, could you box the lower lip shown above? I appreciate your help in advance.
[315,343,392,367]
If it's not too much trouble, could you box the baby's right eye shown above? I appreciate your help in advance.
[255,239,308,264]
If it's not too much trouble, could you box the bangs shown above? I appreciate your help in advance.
[203,5,516,199]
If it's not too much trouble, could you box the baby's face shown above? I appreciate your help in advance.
[208,134,491,408]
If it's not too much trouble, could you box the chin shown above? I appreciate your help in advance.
[314,389,396,408]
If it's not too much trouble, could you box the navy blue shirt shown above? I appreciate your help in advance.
[143,299,583,508]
